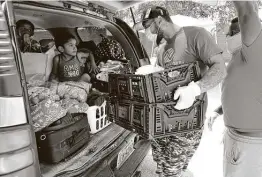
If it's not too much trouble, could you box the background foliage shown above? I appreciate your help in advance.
[116,1,262,32]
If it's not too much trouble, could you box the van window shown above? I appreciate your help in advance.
[34,28,53,42]
[77,27,107,45]
[34,29,55,53]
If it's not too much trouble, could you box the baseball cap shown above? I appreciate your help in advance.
[141,6,169,28]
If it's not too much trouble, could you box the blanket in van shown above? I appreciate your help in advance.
[28,78,92,132]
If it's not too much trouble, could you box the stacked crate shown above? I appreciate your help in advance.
[107,62,208,139]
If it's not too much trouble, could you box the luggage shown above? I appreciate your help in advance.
[35,113,91,163]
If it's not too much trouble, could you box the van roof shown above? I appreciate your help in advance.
[30,0,146,13]
[88,1,146,12]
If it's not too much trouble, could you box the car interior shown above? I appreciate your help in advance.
[14,2,141,69]
[11,1,149,176]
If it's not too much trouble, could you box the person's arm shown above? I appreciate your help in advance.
[208,105,223,131]
[49,55,59,82]
[173,28,226,110]
[197,55,226,93]
[195,29,227,93]
[89,52,100,74]
[233,1,261,47]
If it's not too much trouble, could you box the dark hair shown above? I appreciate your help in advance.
[227,17,240,37]
[16,19,35,36]
[55,33,76,49]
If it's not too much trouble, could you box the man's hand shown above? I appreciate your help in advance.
[133,22,144,31]
[23,33,31,46]
[207,112,220,131]
[173,81,201,110]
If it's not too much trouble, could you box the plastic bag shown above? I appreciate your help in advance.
[135,65,164,75]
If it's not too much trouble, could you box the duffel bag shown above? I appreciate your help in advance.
[35,113,91,163]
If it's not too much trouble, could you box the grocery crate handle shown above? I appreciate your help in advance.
[159,99,203,106]
[154,99,204,114]
[149,62,195,78]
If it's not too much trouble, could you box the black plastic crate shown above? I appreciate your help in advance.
[92,79,109,93]
[108,62,201,103]
[107,93,208,139]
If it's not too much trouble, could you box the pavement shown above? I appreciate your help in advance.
[137,84,225,177]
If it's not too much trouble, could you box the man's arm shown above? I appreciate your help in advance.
[195,29,227,93]
[89,52,100,74]
[208,105,223,131]
[233,1,262,46]
[197,54,226,93]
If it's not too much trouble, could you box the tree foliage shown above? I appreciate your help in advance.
[115,1,256,32]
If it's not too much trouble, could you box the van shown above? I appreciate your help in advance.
[0,1,150,177]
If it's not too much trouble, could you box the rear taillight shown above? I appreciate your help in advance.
[0,97,27,127]
[0,149,34,175]
[0,126,38,176]
[0,129,30,153]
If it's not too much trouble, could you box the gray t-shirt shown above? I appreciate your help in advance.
[157,26,223,76]
[222,30,262,132]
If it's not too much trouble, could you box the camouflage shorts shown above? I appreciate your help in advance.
[151,130,203,177]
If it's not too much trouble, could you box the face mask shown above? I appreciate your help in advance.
[145,20,162,58]
[226,33,241,54]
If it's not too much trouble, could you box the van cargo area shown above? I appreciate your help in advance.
[0,1,150,177]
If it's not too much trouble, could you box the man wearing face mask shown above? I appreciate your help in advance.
[16,19,42,53]
[138,6,226,177]
[221,2,262,177]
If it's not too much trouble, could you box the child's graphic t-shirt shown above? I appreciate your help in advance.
[58,54,84,82]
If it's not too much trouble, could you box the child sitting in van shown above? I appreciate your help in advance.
[77,41,100,75]
[49,33,91,83]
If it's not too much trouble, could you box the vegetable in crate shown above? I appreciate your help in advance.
[135,65,164,75]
